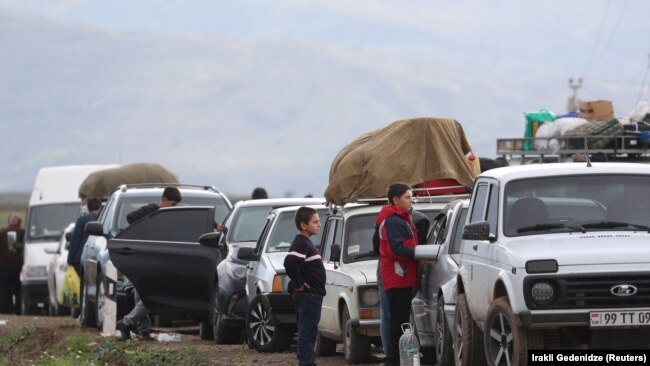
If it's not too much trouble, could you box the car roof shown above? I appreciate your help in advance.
[233,197,326,208]
[270,204,328,215]
[335,201,451,218]
[480,162,650,182]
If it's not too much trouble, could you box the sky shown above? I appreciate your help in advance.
[1,0,649,198]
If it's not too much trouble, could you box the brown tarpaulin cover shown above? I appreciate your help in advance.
[78,163,179,199]
[324,117,479,205]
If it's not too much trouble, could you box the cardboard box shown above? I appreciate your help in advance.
[579,100,614,121]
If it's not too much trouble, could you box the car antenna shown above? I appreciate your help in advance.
[585,140,592,168]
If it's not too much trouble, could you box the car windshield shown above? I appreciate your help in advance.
[343,214,377,263]
[230,206,276,242]
[116,194,229,232]
[266,209,327,253]
[27,203,80,241]
[504,174,650,236]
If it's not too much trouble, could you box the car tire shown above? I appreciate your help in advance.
[484,296,541,366]
[315,332,337,357]
[410,310,435,365]
[434,296,453,366]
[199,321,214,340]
[20,292,35,315]
[342,305,371,364]
[212,286,239,344]
[95,271,105,330]
[81,278,97,328]
[453,293,486,366]
[246,294,292,353]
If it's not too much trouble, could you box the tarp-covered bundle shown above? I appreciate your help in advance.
[78,163,179,199]
[324,117,479,205]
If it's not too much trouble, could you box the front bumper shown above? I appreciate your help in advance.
[518,308,648,328]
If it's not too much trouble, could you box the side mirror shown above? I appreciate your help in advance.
[414,245,441,260]
[6,231,23,252]
[462,221,493,242]
[85,221,104,236]
[237,247,260,261]
[199,232,223,248]
[65,231,72,241]
[329,244,341,262]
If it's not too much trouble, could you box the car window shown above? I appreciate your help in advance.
[119,208,213,243]
[427,213,447,245]
[229,206,275,243]
[450,208,469,254]
[470,183,489,223]
[27,203,80,241]
[255,218,273,254]
[486,184,499,237]
[343,214,377,263]
[266,210,327,253]
[321,217,342,262]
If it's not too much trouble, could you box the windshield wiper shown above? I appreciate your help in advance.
[518,223,586,234]
[353,251,378,260]
[582,221,650,232]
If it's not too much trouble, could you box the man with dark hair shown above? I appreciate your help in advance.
[126,186,181,224]
[251,187,268,200]
[67,198,102,275]
[0,214,24,314]
[118,187,182,341]
[284,206,325,366]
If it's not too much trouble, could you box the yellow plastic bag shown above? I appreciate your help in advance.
[62,266,80,309]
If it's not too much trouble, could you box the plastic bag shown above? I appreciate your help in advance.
[62,266,80,309]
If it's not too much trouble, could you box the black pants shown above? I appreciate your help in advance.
[386,287,415,366]
[0,266,22,314]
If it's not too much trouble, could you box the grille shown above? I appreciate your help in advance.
[525,273,650,309]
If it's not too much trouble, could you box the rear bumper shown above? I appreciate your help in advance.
[21,281,49,309]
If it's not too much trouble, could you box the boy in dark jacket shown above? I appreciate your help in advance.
[283,206,325,366]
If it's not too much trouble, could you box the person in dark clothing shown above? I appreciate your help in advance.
[283,206,325,366]
[251,187,269,200]
[118,186,181,341]
[126,186,181,224]
[67,198,102,275]
[0,214,25,314]
[377,183,418,366]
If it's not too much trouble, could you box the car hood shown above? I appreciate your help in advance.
[503,232,650,267]
[341,260,378,284]
[268,252,290,273]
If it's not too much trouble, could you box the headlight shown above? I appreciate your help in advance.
[360,287,380,307]
[225,261,247,280]
[531,282,555,305]
[23,266,48,278]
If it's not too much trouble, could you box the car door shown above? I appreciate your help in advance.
[320,216,343,331]
[246,214,274,298]
[108,206,218,318]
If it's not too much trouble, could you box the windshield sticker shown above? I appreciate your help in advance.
[348,245,360,254]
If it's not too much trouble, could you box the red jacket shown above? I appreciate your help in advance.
[377,205,418,291]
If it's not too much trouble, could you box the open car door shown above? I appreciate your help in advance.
[108,206,218,319]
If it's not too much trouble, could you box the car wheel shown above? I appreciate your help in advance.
[453,293,486,366]
[315,332,337,357]
[246,294,292,353]
[81,278,97,328]
[199,321,214,340]
[95,271,105,330]
[484,297,542,366]
[434,296,453,366]
[342,305,371,363]
[410,310,435,365]
[212,286,239,344]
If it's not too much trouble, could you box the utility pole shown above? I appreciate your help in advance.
[567,78,583,113]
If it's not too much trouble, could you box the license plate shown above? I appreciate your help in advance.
[590,309,650,327]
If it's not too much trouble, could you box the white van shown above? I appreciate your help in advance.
[21,164,117,315]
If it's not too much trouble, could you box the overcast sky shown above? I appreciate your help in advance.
[1,0,649,198]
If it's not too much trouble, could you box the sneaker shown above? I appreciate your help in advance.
[116,320,132,340]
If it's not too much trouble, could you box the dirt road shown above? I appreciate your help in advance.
[0,314,386,365]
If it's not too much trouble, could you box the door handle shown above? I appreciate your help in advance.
[116,248,137,255]
[472,243,478,251]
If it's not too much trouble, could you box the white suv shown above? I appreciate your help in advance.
[316,200,446,364]
[456,163,650,365]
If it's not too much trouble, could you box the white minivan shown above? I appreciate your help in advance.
[21,164,116,315]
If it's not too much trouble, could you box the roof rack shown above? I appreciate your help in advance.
[118,183,220,193]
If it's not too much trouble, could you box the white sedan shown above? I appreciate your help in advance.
[46,222,75,316]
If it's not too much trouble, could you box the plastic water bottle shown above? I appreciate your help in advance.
[399,323,420,366]
[157,333,182,342]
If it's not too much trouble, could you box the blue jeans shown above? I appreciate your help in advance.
[378,282,390,356]
[293,292,323,366]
